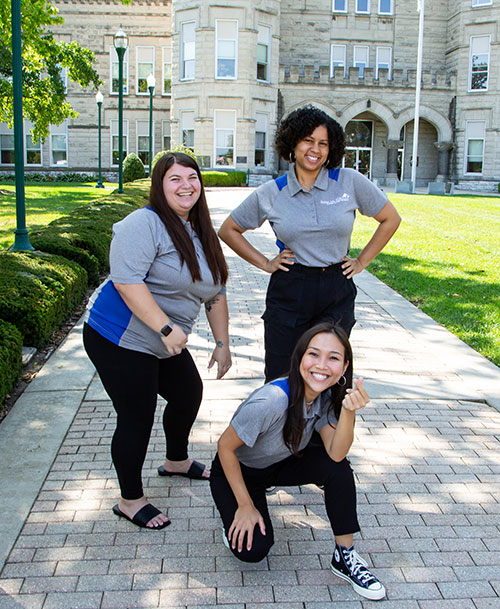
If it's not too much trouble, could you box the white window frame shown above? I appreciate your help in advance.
[0,125,14,166]
[136,46,155,95]
[469,35,490,92]
[110,119,129,167]
[162,46,172,95]
[356,0,370,14]
[257,24,271,82]
[50,122,68,167]
[378,0,393,15]
[332,0,347,12]
[472,0,492,6]
[376,46,392,79]
[162,120,171,151]
[24,122,42,166]
[214,109,236,168]
[330,44,347,77]
[136,119,154,167]
[354,46,369,78]
[109,46,129,95]
[254,112,268,168]
[215,19,238,80]
[181,21,195,81]
[180,111,195,149]
[464,120,485,175]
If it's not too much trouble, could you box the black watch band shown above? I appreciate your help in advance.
[160,323,173,337]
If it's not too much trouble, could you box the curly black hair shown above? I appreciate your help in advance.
[274,105,345,169]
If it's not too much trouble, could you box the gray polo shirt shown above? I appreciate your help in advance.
[232,380,337,469]
[231,166,388,267]
[87,206,225,358]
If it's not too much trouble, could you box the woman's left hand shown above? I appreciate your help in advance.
[342,378,370,411]
[208,344,232,379]
[341,256,364,279]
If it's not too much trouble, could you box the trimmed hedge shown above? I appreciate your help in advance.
[0,251,88,347]
[123,153,146,183]
[201,171,247,187]
[0,319,23,406]
[29,183,149,284]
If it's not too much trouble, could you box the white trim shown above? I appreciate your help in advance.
[332,0,347,12]
[257,24,271,83]
[0,124,14,166]
[24,122,42,167]
[378,0,393,15]
[215,19,238,80]
[376,46,392,79]
[356,0,370,14]
[136,46,155,96]
[472,0,492,6]
[254,112,268,168]
[110,119,129,167]
[162,46,172,95]
[49,122,68,167]
[464,120,485,176]
[468,35,490,92]
[136,119,154,166]
[330,44,347,77]
[180,111,195,148]
[353,45,369,78]
[180,21,196,81]
[162,120,171,150]
[214,109,236,168]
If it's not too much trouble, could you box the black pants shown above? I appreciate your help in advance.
[83,323,203,500]
[262,263,357,382]
[210,443,360,563]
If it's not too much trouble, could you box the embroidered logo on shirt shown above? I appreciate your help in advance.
[320,193,350,205]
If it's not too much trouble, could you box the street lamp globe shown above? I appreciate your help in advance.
[114,28,128,50]
[95,90,104,105]
[146,73,156,91]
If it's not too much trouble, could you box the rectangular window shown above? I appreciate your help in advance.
[254,113,268,167]
[162,46,172,94]
[25,122,41,166]
[332,0,347,12]
[111,119,129,166]
[136,46,155,94]
[469,35,490,91]
[465,121,485,174]
[378,0,393,14]
[181,21,195,80]
[214,110,235,167]
[216,20,238,79]
[136,119,153,167]
[0,125,14,165]
[50,122,68,166]
[181,111,195,149]
[356,0,370,13]
[162,120,171,150]
[354,46,369,78]
[257,25,271,82]
[376,46,392,78]
[330,44,346,77]
[110,47,129,95]
[472,0,492,6]
[59,66,68,93]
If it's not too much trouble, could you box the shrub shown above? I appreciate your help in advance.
[152,146,203,172]
[201,171,247,187]
[0,251,87,346]
[30,183,149,284]
[0,172,97,184]
[0,319,23,407]
[123,153,146,183]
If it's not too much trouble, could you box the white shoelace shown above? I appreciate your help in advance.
[343,548,376,584]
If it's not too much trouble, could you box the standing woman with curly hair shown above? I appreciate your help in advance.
[219,105,401,382]
[84,152,231,530]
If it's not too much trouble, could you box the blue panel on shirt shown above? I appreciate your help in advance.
[329,168,340,181]
[274,174,288,191]
[270,377,290,399]
[87,281,133,346]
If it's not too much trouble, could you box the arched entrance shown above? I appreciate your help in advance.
[343,120,373,177]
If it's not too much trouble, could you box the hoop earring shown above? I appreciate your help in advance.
[337,375,346,386]
[289,151,295,163]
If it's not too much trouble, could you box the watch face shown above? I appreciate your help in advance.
[161,324,172,337]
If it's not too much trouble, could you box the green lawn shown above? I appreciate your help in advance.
[351,193,500,367]
[0,182,113,251]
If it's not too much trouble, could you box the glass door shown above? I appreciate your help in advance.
[343,120,373,178]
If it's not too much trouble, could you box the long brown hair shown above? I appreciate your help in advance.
[283,323,353,456]
[149,152,228,285]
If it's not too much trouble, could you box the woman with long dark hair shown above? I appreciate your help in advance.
[84,152,231,529]
[210,322,385,601]
[219,104,400,382]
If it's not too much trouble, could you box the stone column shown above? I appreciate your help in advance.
[383,140,404,181]
[433,141,453,181]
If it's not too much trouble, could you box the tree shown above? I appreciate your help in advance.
[0,0,129,141]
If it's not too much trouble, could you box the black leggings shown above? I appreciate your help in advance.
[83,323,203,500]
[210,442,360,563]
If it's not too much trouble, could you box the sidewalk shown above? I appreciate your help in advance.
[0,188,499,609]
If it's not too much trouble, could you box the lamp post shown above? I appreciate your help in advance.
[411,0,424,193]
[10,0,33,251]
[95,91,104,188]
[114,28,128,193]
[146,73,156,177]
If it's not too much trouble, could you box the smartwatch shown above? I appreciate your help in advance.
[160,323,173,337]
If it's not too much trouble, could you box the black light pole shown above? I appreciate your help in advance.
[95,91,104,188]
[10,0,33,251]
[114,28,128,193]
[146,73,156,177]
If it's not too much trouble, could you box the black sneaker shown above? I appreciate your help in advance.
[330,543,386,601]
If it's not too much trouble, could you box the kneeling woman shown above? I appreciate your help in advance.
[210,323,385,601]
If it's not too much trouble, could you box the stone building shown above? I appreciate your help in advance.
[1,0,499,191]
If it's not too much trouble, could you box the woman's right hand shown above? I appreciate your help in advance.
[160,324,188,356]
[228,504,266,552]
[264,248,295,273]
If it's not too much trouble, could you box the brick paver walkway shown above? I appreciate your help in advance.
[0,188,499,608]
